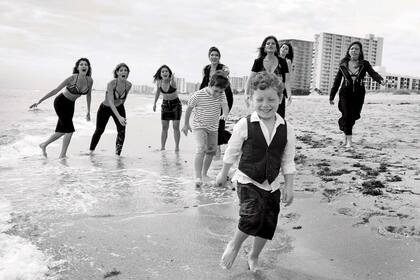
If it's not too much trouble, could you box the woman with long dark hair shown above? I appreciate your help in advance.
[199,46,233,152]
[245,36,291,118]
[30,58,93,158]
[279,41,294,109]
[330,41,386,148]
[89,63,132,155]
[153,65,182,151]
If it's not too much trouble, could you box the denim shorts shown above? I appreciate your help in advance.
[193,128,218,155]
[161,98,182,120]
[237,183,281,240]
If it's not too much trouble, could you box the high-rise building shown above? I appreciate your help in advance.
[312,33,383,94]
[230,76,248,91]
[278,39,313,92]
[186,82,200,93]
[175,77,186,93]
[132,84,154,94]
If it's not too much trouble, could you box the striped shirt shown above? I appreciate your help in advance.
[188,87,228,131]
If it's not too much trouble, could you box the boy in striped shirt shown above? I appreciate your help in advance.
[182,70,230,187]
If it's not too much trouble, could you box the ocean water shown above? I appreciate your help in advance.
[0,89,234,279]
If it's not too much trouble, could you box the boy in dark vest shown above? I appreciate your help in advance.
[216,71,296,272]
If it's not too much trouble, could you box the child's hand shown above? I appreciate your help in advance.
[281,186,294,206]
[215,172,227,187]
[182,124,191,136]
[219,114,228,121]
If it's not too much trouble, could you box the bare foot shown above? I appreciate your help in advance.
[202,175,212,182]
[248,257,260,272]
[195,178,203,188]
[59,154,67,159]
[161,147,165,151]
[39,143,47,157]
[220,241,239,270]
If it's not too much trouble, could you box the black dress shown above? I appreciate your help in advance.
[251,57,289,118]
[330,60,384,135]
[200,63,233,145]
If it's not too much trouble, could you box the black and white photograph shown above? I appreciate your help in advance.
[0,0,419,279]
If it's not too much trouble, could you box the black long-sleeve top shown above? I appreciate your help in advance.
[200,63,233,110]
[330,60,384,101]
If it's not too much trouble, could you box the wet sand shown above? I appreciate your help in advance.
[2,93,420,279]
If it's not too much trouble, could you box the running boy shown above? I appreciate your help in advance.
[215,71,296,272]
[182,70,230,187]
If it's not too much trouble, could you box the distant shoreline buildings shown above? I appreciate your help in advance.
[131,76,248,95]
[365,66,420,91]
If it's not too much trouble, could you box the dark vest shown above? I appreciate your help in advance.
[238,116,287,184]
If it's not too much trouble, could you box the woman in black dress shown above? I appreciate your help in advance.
[330,41,386,148]
[245,36,291,118]
[30,58,93,158]
[199,46,233,152]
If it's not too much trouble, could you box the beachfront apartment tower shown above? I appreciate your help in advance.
[174,77,186,93]
[312,33,383,94]
[278,39,314,93]
[186,82,201,93]
[230,76,248,91]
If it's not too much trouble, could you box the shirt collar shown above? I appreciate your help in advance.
[250,111,285,125]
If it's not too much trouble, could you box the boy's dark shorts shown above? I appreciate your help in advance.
[237,183,281,240]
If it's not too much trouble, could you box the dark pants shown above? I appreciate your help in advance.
[237,183,281,240]
[90,103,126,155]
[338,92,365,135]
[217,119,231,145]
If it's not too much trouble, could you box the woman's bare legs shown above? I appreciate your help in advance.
[39,132,65,157]
[173,120,180,151]
[161,120,169,150]
[59,132,73,158]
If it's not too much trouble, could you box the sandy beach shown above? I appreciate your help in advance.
[0,91,419,279]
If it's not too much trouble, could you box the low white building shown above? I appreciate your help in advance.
[365,66,420,91]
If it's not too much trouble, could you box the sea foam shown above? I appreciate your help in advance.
[0,200,51,280]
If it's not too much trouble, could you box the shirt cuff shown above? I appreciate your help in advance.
[222,156,237,165]
[281,163,296,175]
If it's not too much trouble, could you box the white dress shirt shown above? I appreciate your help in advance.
[223,112,296,192]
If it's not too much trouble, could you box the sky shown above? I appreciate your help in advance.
[0,0,419,90]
